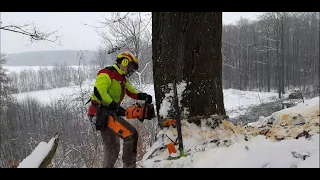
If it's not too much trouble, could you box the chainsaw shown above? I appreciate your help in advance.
[88,100,155,124]
[125,101,156,122]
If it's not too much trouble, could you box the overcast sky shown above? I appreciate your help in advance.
[0,12,262,54]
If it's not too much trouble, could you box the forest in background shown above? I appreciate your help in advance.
[0,12,319,168]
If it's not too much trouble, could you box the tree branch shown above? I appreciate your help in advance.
[0,23,62,45]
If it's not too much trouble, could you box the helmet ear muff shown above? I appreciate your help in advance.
[121,58,129,67]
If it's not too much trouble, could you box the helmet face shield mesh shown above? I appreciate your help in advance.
[127,61,139,77]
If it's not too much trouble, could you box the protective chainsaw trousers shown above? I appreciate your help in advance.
[97,106,138,168]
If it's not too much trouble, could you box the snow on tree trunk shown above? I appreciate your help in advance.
[152,12,226,122]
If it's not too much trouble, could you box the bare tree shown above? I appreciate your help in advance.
[0,54,16,106]
[88,12,153,86]
[95,13,151,56]
[91,46,111,69]
[222,12,319,98]
[0,21,61,45]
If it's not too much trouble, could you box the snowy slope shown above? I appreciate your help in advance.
[12,83,277,118]
[223,89,279,118]
[141,97,319,168]
[12,80,95,104]
[13,86,84,103]
[192,134,319,168]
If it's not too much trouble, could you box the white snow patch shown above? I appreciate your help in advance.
[297,149,319,168]
[159,81,187,118]
[159,96,172,118]
[177,81,187,107]
[193,134,319,168]
[12,81,94,104]
[223,89,278,118]
[248,116,271,128]
[159,83,173,118]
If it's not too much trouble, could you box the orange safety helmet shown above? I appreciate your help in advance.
[117,51,139,65]
[117,51,139,76]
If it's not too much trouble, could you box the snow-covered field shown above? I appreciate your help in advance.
[223,89,278,118]
[12,82,278,119]
[12,82,95,104]
[8,65,278,116]
[142,97,319,168]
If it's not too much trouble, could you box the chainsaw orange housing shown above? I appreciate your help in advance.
[125,105,143,120]
[107,116,132,139]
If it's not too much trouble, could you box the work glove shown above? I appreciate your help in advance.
[107,101,119,111]
[107,101,126,116]
[116,106,126,116]
[138,93,153,104]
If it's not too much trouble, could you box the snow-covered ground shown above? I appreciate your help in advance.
[12,83,278,119]
[11,79,96,104]
[141,96,319,168]
[13,86,88,104]
[223,89,278,118]
[192,134,319,168]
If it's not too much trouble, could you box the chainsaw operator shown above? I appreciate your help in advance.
[87,51,152,168]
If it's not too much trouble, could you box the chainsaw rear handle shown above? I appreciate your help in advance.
[138,93,153,104]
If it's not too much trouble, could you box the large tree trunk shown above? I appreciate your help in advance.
[152,12,226,122]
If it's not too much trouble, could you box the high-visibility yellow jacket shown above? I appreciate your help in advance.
[91,64,140,106]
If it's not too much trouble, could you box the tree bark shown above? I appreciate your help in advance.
[152,12,226,122]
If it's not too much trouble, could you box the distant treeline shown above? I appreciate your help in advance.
[222,12,319,97]
[4,50,97,66]
[7,64,96,93]
[7,63,153,94]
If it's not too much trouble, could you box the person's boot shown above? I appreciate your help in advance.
[122,136,138,168]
